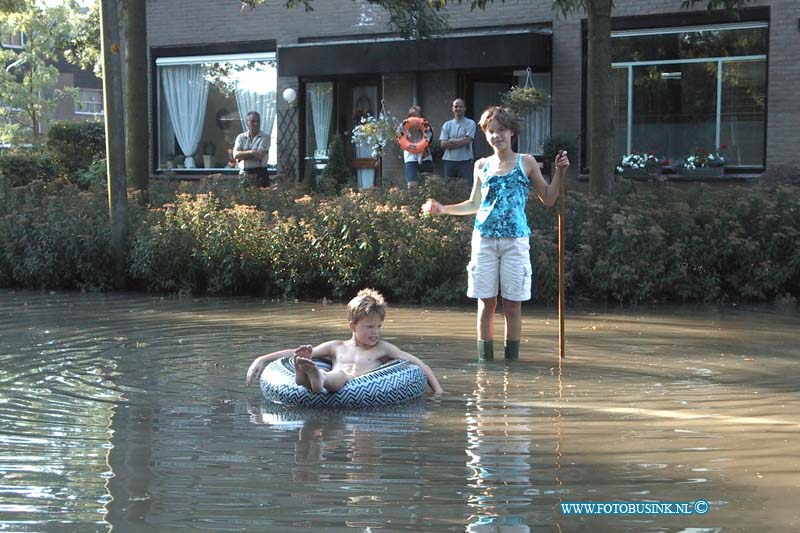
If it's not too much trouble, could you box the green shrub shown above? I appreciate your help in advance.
[2,175,799,305]
[46,120,105,182]
[542,134,579,162]
[0,181,115,290]
[0,149,59,187]
[319,135,351,194]
[126,194,207,293]
[74,158,107,189]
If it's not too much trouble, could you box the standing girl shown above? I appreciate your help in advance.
[422,106,570,360]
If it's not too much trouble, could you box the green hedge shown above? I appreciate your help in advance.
[0,177,798,304]
[0,121,105,190]
[46,120,106,183]
[0,181,114,290]
[127,179,470,303]
[0,149,59,188]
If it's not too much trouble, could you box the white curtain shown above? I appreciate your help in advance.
[308,82,333,158]
[518,72,551,156]
[236,90,277,136]
[352,86,377,188]
[160,64,210,168]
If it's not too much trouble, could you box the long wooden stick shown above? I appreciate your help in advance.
[558,171,566,360]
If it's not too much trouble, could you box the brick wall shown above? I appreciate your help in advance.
[147,0,798,177]
[765,1,800,168]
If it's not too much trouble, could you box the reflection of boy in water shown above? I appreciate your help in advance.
[245,289,443,394]
[246,407,380,483]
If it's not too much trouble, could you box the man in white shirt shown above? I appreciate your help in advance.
[233,111,270,187]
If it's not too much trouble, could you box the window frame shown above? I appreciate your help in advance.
[609,21,769,172]
[73,88,104,116]
[2,31,25,49]
[153,49,278,174]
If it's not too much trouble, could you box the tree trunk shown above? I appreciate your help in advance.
[586,0,614,195]
[100,0,128,288]
[124,0,149,200]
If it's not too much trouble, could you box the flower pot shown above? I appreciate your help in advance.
[677,166,725,178]
[620,168,649,179]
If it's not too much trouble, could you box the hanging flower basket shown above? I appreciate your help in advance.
[501,86,548,115]
[351,112,398,160]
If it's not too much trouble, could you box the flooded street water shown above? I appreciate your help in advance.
[0,291,798,531]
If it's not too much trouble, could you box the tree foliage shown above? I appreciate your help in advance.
[64,0,101,77]
[0,0,24,14]
[0,0,90,144]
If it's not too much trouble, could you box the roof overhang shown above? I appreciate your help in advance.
[278,30,551,77]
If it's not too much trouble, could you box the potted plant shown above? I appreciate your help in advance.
[202,140,216,168]
[616,152,659,178]
[500,86,548,115]
[677,147,725,177]
[351,111,397,188]
[351,112,397,160]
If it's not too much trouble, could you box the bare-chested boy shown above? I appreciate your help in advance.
[245,289,444,394]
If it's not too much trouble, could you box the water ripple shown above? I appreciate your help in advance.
[0,292,798,530]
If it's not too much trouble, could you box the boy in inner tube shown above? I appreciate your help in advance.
[245,288,444,394]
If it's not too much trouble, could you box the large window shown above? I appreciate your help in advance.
[155,52,277,171]
[611,22,767,169]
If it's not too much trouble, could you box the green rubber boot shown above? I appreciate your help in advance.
[504,340,520,360]
[477,340,494,361]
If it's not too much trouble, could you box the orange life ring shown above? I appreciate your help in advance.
[397,117,432,155]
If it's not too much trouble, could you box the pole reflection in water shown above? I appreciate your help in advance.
[554,360,564,531]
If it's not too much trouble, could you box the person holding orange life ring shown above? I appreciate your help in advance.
[398,118,430,154]
[396,106,434,188]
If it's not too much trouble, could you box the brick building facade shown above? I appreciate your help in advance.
[146,0,799,185]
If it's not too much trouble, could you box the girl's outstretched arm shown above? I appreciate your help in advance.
[422,159,484,216]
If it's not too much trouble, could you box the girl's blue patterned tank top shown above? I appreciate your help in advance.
[474,154,531,238]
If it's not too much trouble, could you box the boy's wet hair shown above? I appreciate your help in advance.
[347,288,387,323]
[478,106,522,135]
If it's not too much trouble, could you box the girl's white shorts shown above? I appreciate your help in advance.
[466,230,532,301]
